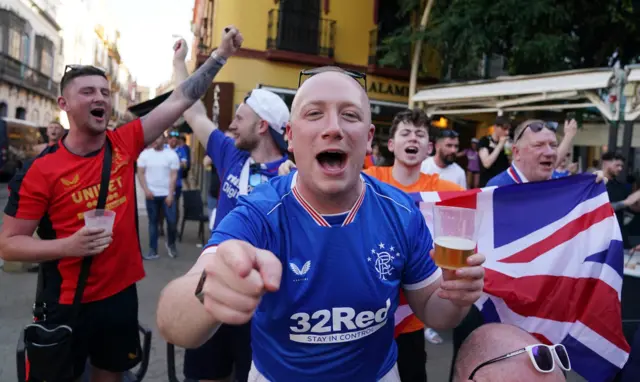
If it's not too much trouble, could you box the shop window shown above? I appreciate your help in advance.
[15,107,26,120]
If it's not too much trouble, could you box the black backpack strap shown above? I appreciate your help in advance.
[69,138,112,324]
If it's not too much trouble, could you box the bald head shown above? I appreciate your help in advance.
[454,324,566,382]
[291,70,371,124]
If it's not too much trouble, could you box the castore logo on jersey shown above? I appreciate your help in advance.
[289,298,391,344]
[289,260,311,282]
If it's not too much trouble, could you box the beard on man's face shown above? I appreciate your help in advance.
[441,152,456,165]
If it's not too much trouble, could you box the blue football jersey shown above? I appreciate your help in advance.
[206,172,441,381]
[206,130,288,228]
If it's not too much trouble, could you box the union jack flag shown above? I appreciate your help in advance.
[404,174,630,381]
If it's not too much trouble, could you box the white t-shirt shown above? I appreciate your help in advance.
[137,148,180,196]
[421,156,467,188]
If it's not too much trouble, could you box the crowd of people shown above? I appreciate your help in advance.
[0,23,636,382]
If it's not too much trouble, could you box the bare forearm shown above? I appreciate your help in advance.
[175,52,226,104]
[141,53,226,145]
[157,272,220,348]
[0,235,69,262]
[169,171,177,195]
[422,290,470,330]
[137,170,150,193]
[481,147,502,169]
[173,58,218,144]
[555,133,576,167]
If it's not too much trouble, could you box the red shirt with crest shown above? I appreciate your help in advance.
[5,119,146,304]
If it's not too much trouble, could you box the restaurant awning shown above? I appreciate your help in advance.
[411,68,620,121]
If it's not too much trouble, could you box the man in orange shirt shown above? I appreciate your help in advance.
[364,108,462,382]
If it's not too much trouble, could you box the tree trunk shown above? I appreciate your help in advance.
[408,0,436,109]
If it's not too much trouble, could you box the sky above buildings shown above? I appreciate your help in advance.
[106,0,194,89]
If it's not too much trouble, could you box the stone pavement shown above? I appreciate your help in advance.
[0,209,586,381]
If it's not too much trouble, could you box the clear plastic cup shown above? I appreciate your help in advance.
[432,205,481,270]
[84,209,116,234]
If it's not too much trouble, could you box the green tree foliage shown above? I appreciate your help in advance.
[378,0,640,79]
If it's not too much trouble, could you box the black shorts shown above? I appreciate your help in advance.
[396,329,427,382]
[181,168,190,179]
[183,322,252,381]
[36,284,141,380]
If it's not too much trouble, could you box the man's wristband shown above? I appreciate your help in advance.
[210,51,228,65]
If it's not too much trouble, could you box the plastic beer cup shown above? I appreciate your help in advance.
[432,206,480,270]
[83,209,116,234]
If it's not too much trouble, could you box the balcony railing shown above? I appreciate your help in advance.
[0,53,59,100]
[267,9,336,59]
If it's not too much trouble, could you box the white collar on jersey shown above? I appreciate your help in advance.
[290,172,366,227]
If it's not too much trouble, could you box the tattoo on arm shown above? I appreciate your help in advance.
[178,56,225,101]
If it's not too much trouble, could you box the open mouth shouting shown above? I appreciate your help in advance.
[90,107,106,123]
[540,160,554,171]
[404,146,419,156]
[316,149,348,175]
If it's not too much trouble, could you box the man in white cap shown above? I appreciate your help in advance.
[172,40,290,382]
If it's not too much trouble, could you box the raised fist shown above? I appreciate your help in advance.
[217,25,244,59]
[198,240,281,325]
[173,38,188,62]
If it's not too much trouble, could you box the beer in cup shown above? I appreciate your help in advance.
[84,209,116,234]
[432,205,481,270]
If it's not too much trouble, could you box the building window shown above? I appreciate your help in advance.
[35,35,53,75]
[15,107,26,120]
[9,28,21,60]
[0,102,7,117]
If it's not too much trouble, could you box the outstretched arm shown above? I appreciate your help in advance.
[172,44,217,147]
[555,119,577,167]
[140,26,244,146]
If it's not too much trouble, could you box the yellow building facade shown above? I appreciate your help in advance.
[191,0,441,144]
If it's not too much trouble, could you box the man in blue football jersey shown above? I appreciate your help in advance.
[171,41,290,382]
[157,67,486,382]
[487,119,601,187]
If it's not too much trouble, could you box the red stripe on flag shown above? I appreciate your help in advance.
[436,189,481,210]
[500,203,612,264]
[531,332,553,345]
[485,269,630,352]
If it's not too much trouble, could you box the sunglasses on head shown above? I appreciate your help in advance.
[64,64,107,74]
[514,121,559,142]
[298,66,367,89]
[440,129,459,138]
[468,343,571,380]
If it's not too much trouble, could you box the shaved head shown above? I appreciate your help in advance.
[291,71,371,124]
[454,324,566,382]
[284,68,375,214]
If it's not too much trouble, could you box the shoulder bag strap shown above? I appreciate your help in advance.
[69,138,113,324]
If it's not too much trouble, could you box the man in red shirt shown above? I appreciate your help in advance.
[0,26,244,382]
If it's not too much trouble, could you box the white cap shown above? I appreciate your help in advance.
[245,89,290,152]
